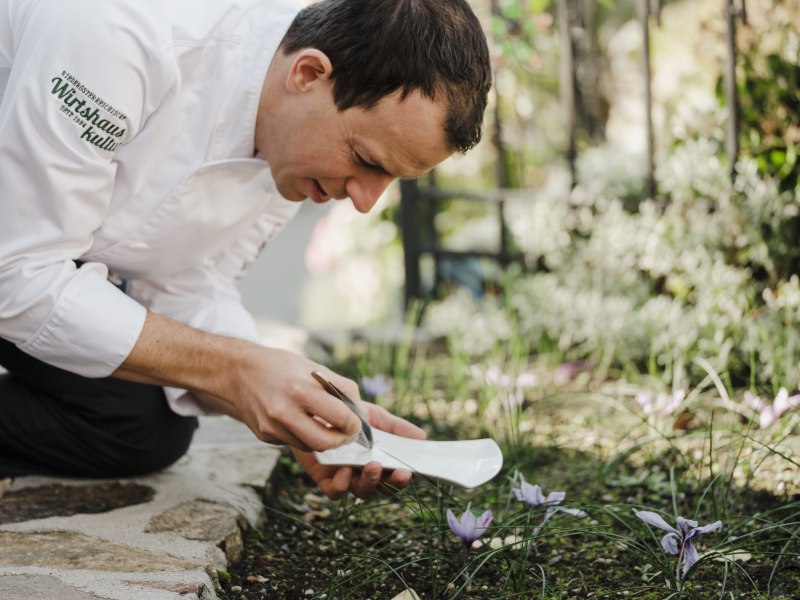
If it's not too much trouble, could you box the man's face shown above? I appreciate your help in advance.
[256,53,452,213]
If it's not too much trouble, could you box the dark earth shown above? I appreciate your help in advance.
[219,448,800,600]
[0,482,154,524]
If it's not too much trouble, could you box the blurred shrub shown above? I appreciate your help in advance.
[421,1,800,392]
[732,7,800,279]
[734,5,800,193]
[424,141,800,391]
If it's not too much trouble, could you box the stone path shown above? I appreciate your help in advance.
[0,416,280,600]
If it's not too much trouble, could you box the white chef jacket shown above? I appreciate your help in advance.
[0,0,302,414]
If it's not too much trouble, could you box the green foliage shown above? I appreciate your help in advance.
[725,23,800,280]
[424,140,800,392]
[735,21,800,193]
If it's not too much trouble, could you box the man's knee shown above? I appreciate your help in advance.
[0,344,200,477]
[112,413,199,476]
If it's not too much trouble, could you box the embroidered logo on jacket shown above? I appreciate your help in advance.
[49,70,127,153]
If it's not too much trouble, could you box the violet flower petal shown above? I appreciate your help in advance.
[744,391,763,411]
[556,506,587,518]
[545,491,566,506]
[513,481,546,506]
[677,517,698,536]
[759,405,778,429]
[361,374,392,399]
[774,389,800,417]
[446,508,493,546]
[686,520,723,539]
[525,482,546,505]
[477,510,493,529]
[682,540,700,575]
[446,509,464,539]
[661,532,679,555]
[774,388,788,410]
[635,510,680,535]
[461,509,477,532]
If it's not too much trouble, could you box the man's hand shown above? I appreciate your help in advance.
[113,312,426,496]
[292,403,427,500]
[199,346,372,452]
[114,313,366,452]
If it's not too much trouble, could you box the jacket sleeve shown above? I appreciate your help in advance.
[126,201,301,415]
[0,0,176,377]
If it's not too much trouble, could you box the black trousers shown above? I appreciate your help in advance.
[0,337,198,478]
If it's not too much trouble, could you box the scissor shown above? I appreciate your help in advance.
[311,371,374,449]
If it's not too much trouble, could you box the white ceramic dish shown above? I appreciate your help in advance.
[315,429,503,488]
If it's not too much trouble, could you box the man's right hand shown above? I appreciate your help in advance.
[113,312,364,452]
[197,347,366,452]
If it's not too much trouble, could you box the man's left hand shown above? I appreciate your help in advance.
[292,403,426,500]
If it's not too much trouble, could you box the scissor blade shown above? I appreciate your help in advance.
[311,371,374,448]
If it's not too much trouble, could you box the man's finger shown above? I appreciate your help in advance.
[382,468,413,490]
[302,379,364,441]
[318,467,353,500]
[349,461,382,499]
[365,404,426,439]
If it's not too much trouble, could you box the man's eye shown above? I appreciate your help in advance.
[355,153,387,175]
[355,153,373,168]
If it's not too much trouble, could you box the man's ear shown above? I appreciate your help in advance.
[286,49,333,94]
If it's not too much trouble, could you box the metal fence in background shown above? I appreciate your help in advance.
[400,0,747,304]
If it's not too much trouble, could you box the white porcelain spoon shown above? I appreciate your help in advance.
[315,429,503,489]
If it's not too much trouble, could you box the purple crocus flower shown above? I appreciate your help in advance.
[745,388,800,429]
[512,480,587,519]
[635,511,722,577]
[360,374,392,400]
[553,360,590,385]
[513,481,565,506]
[446,508,493,548]
[635,389,685,418]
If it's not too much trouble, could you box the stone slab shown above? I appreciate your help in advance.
[0,482,154,524]
[0,530,195,571]
[145,499,243,562]
[0,574,107,600]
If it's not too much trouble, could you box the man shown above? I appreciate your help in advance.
[0,0,491,499]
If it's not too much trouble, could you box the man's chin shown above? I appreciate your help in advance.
[274,181,307,202]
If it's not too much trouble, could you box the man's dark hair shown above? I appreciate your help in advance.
[281,0,491,153]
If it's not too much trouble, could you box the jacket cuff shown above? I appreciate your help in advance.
[163,387,222,417]
[19,273,147,378]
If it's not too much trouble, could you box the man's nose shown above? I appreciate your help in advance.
[346,173,394,213]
